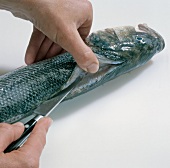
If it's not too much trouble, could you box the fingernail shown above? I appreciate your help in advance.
[87,63,99,73]
[13,122,24,127]
[46,117,53,127]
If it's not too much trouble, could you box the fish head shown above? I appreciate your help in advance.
[67,24,165,98]
[86,24,165,69]
[137,24,165,54]
[54,25,165,101]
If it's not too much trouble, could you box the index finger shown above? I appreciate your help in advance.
[18,117,52,159]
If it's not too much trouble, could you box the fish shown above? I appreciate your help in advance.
[0,24,165,123]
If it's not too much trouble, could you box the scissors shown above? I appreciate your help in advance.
[4,77,82,153]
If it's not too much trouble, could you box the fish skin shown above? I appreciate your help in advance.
[0,24,165,123]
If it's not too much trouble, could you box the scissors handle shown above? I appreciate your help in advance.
[4,115,43,153]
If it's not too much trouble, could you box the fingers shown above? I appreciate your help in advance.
[45,43,63,59]
[34,37,53,62]
[25,27,63,64]
[25,27,45,64]
[26,26,99,73]
[0,122,24,152]
[25,0,99,73]
[55,26,99,73]
[0,118,52,168]
[19,117,52,160]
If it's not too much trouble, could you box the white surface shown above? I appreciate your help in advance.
[0,0,170,167]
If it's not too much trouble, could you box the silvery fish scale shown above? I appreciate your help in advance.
[0,24,165,123]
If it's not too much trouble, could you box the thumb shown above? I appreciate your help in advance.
[18,117,52,159]
[0,122,24,152]
[55,26,99,73]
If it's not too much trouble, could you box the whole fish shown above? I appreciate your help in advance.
[0,24,165,123]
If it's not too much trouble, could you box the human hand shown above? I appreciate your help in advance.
[2,0,99,73]
[0,117,52,168]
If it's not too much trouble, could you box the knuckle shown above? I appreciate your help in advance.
[0,123,17,142]
[81,0,93,14]
[33,131,47,145]
[42,136,47,145]
[78,60,90,69]
[86,1,93,10]
[39,132,47,145]
[52,21,68,44]
[76,50,98,73]
[0,123,13,133]
[55,26,70,44]
[37,134,46,146]
[81,51,94,64]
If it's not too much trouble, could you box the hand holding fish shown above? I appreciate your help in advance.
[0,117,52,168]
[0,0,99,73]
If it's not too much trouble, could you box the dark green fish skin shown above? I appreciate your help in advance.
[0,24,165,123]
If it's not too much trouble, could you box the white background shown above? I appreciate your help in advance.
[0,0,170,168]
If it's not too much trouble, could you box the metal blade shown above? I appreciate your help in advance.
[33,77,82,117]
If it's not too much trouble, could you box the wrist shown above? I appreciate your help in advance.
[0,0,21,11]
[0,0,35,21]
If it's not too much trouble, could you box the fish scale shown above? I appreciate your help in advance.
[0,53,76,123]
[0,24,165,123]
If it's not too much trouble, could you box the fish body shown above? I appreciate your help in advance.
[0,24,165,123]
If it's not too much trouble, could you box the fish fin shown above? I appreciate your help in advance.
[61,65,85,90]
[96,53,126,65]
[46,66,85,100]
